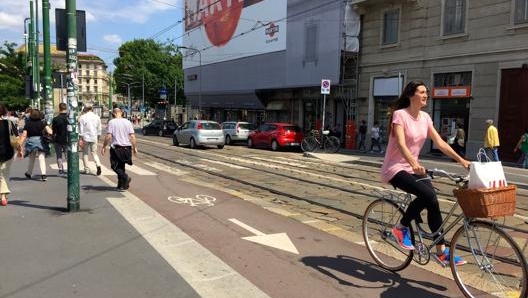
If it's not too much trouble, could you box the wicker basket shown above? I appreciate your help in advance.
[453,185,517,218]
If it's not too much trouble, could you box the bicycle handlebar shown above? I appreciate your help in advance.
[426,168,468,185]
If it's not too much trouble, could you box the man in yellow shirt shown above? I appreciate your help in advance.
[484,119,500,161]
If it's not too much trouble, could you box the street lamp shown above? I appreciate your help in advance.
[122,81,141,120]
[123,73,145,112]
[177,46,201,119]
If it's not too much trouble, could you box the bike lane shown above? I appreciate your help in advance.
[120,160,465,298]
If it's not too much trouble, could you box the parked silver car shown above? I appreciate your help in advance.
[172,120,225,149]
[221,121,255,145]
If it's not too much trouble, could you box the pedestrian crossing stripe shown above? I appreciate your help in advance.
[49,163,157,176]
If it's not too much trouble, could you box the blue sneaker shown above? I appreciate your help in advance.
[391,226,415,250]
[434,248,466,266]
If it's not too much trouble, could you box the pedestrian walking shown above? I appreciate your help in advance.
[101,108,137,190]
[78,103,102,175]
[369,121,383,153]
[514,128,528,169]
[18,109,52,181]
[0,103,21,206]
[484,119,500,161]
[52,103,69,177]
[451,122,466,157]
[381,80,470,265]
[358,120,367,152]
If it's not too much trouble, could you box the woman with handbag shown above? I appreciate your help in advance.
[381,81,471,266]
[18,109,52,182]
[0,103,21,206]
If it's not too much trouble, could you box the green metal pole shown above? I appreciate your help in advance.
[66,0,80,212]
[29,1,36,108]
[35,0,41,109]
[42,0,54,124]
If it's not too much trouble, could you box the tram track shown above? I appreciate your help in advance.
[135,137,528,237]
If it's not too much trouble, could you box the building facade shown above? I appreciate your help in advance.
[353,0,528,161]
[32,45,110,113]
[182,0,528,162]
[182,0,360,134]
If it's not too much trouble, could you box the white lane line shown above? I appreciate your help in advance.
[99,176,270,298]
[201,159,248,169]
[127,164,157,175]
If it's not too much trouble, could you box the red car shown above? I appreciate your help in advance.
[247,123,304,151]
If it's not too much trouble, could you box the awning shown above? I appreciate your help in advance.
[187,93,265,110]
[266,101,288,110]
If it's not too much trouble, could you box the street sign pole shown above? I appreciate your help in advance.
[66,0,80,212]
[320,79,331,135]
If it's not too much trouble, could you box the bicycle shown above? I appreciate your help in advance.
[362,169,527,298]
[301,129,340,153]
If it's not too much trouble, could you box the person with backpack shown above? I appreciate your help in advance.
[52,103,69,177]
[514,128,528,169]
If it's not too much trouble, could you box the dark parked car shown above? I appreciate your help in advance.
[247,123,304,151]
[142,119,177,136]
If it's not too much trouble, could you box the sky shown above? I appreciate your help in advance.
[0,0,184,70]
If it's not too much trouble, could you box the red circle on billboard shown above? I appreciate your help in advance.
[203,0,243,47]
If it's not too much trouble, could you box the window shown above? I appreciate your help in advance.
[382,8,400,45]
[442,0,466,35]
[304,22,318,64]
[514,0,528,25]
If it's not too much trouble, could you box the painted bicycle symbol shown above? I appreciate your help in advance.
[167,194,217,207]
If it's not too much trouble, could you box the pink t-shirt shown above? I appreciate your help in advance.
[380,109,433,183]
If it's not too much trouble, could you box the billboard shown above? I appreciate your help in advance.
[183,0,287,68]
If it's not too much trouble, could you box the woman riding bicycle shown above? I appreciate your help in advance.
[380,80,471,266]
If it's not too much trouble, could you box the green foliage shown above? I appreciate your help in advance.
[113,39,184,107]
[0,41,27,110]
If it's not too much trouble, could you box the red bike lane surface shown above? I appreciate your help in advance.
[125,164,464,298]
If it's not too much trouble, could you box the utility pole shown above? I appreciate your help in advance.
[66,0,80,212]
[29,1,36,108]
[35,0,41,109]
[108,72,113,111]
[42,0,54,124]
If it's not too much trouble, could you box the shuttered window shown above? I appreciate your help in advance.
[443,0,466,35]
[382,9,399,45]
[514,0,528,24]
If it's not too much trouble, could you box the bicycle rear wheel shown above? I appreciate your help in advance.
[450,220,528,298]
[301,136,318,152]
[362,199,414,271]
[323,136,340,153]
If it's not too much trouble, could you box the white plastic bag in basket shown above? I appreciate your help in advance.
[468,148,507,189]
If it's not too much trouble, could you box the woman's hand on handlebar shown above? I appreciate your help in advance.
[460,159,471,171]
[412,164,426,176]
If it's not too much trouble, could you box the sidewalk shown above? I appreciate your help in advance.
[0,158,198,298]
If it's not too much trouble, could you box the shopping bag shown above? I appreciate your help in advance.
[468,148,507,189]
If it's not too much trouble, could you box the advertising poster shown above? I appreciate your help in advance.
[183,0,287,68]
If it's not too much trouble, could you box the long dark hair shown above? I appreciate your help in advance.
[387,80,427,135]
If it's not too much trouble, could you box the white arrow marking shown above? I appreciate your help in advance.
[228,218,299,254]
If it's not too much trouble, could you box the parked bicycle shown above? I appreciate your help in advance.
[301,129,340,153]
[362,168,527,298]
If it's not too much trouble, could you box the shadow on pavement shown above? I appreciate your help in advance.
[301,255,449,298]
[7,200,68,213]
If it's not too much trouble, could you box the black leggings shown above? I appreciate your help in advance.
[390,170,445,245]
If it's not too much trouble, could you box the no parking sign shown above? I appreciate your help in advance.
[321,79,331,94]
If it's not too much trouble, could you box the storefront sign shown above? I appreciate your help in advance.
[432,86,471,98]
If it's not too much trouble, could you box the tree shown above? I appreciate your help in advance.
[113,39,184,107]
[0,42,27,110]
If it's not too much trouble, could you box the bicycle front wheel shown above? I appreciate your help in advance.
[450,220,528,298]
[301,136,318,152]
[362,199,414,271]
[323,136,340,153]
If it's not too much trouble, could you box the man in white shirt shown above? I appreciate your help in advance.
[78,103,102,175]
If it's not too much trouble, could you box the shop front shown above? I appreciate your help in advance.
[431,86,471,154]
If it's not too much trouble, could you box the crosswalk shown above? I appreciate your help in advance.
[49,162,157,176]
